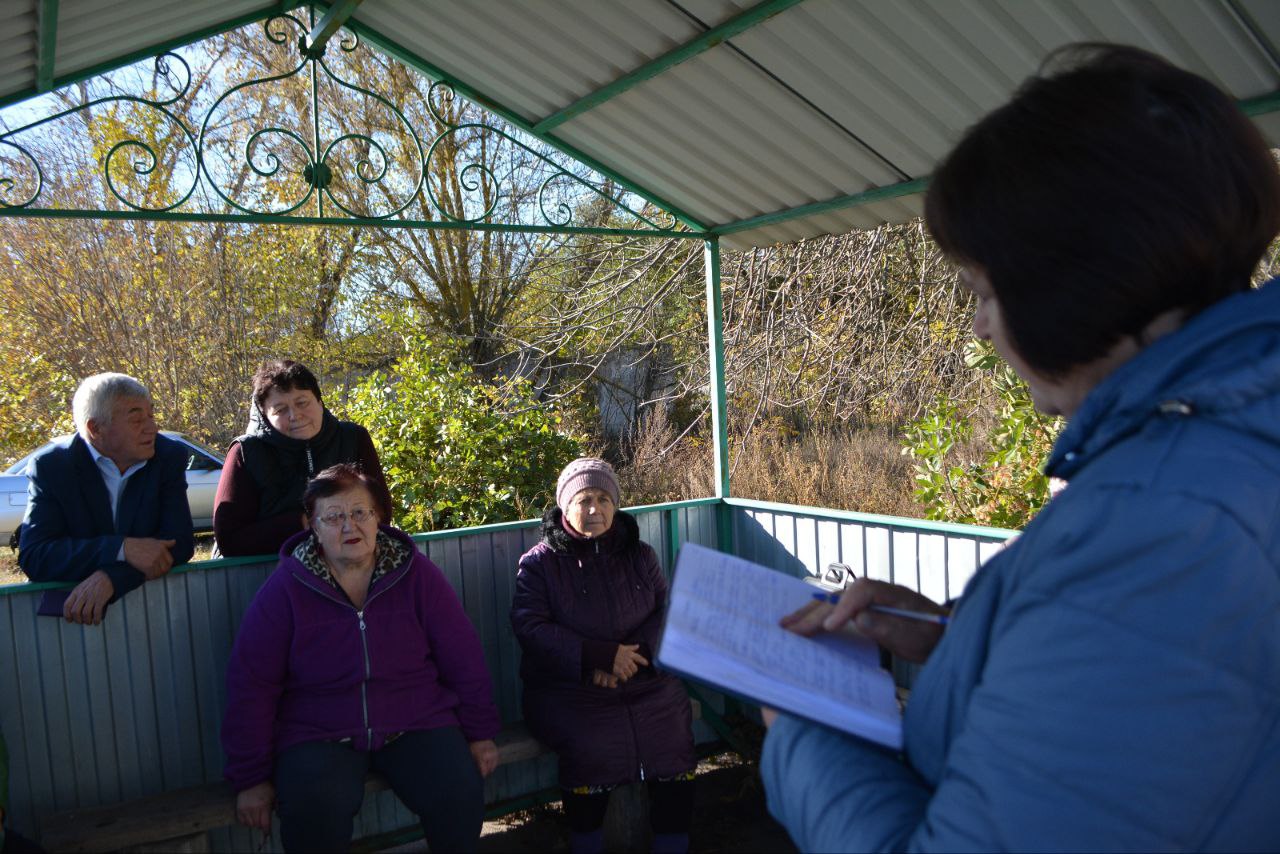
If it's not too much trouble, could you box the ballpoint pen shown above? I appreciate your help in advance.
[810,590,950,625]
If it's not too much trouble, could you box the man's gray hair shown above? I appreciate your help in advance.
[73,373,151,438]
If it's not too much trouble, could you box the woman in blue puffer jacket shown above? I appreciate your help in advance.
[765,45,1280,852]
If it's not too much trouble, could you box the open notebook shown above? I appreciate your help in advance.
[657,543,902,750]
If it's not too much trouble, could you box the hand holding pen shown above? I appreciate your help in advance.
[779,575,949,664]
[808,591,949,625]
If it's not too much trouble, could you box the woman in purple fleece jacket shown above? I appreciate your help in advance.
[222,464,500,852]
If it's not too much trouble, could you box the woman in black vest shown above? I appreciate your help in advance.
[213,359,390,556]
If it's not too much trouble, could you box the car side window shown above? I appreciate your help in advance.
[186,449,220,472]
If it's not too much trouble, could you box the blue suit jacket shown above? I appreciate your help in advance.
[17,433,195,600]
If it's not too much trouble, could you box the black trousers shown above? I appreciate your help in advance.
[563,779,695,834]
[274,727,483,853]
[2,828,44,854]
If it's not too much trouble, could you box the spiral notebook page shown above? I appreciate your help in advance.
[658,543,902,749]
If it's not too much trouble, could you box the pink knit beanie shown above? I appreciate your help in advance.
[555,457,620,511]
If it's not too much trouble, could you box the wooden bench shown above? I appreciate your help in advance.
[36,725,549,853]
[37,701,703,853]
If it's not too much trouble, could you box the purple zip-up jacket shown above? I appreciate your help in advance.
[222,525,500,792]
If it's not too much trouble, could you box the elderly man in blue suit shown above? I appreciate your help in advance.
[18,373,194,625]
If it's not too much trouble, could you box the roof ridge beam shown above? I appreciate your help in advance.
[305,0,364,56]
[532,0,805,134]
[36,0,59,92]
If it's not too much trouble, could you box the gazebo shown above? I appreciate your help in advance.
[0,1,1277,849]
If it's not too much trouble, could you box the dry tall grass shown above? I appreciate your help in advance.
[612,410,923,518]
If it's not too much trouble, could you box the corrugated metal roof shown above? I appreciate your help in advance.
[1,0,1278,249]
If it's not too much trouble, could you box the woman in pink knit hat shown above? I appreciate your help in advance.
[510,457,696,853]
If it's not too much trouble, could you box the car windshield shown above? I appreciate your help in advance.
[179,435,224,463]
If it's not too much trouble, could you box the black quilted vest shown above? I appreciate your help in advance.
[234,408,362,521]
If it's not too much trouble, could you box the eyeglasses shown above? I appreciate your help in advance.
[316,507,375,527]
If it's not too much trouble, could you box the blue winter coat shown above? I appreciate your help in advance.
[762,280,1280,851]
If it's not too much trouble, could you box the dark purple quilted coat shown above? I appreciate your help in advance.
[511,508,695,788]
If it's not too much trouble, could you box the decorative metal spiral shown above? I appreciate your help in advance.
[315,53,424,219]
[0,140,43,209]
[0,14,680,232]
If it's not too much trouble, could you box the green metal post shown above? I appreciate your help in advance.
[704,238,733,553]
[36,0,59,93]
[665,506,681,573]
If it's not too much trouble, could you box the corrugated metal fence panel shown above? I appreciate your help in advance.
[0,561,273,839]
[0,501,722,849]
[727,498,1015,601]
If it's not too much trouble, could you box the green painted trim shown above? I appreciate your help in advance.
[178,553,276,571]
[0,499,726,597]
[704,239,731,498]
[0,579,68,596]
[306,0,364,54]
[0,4,287,112]
[408,497,722,544]
[1240,88,1280,117]
[712,176,930,237]
[533,0,805,134]
[0,206,699,240]
[665,506,681,571]
[35,0,60,93]
[0,552,275,596]
[0,497,1013,597]
[339,17,710,233]
[722,496,1018,540]
[624,496,721,514]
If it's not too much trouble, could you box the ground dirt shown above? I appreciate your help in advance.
[0,545,22,585]
[473,753,795,854]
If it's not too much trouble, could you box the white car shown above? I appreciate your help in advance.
[0,432,224,542]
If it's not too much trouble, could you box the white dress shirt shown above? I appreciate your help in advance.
[85,438,147,560]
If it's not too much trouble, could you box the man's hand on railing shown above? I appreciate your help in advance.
[63,571,114,625]
[124,537,177,580]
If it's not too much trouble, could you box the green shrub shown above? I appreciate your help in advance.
[901,341,1063,529]
[339,337,584,531]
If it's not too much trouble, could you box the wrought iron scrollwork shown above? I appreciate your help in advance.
[0,6,677,232]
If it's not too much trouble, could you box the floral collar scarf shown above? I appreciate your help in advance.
[291,529,411,590]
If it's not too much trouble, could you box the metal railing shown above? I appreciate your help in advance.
[0,497,1008,849]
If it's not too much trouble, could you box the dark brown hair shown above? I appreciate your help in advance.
[252,359,323,409]
[302,463,392,524]
[925,43,1280,377]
